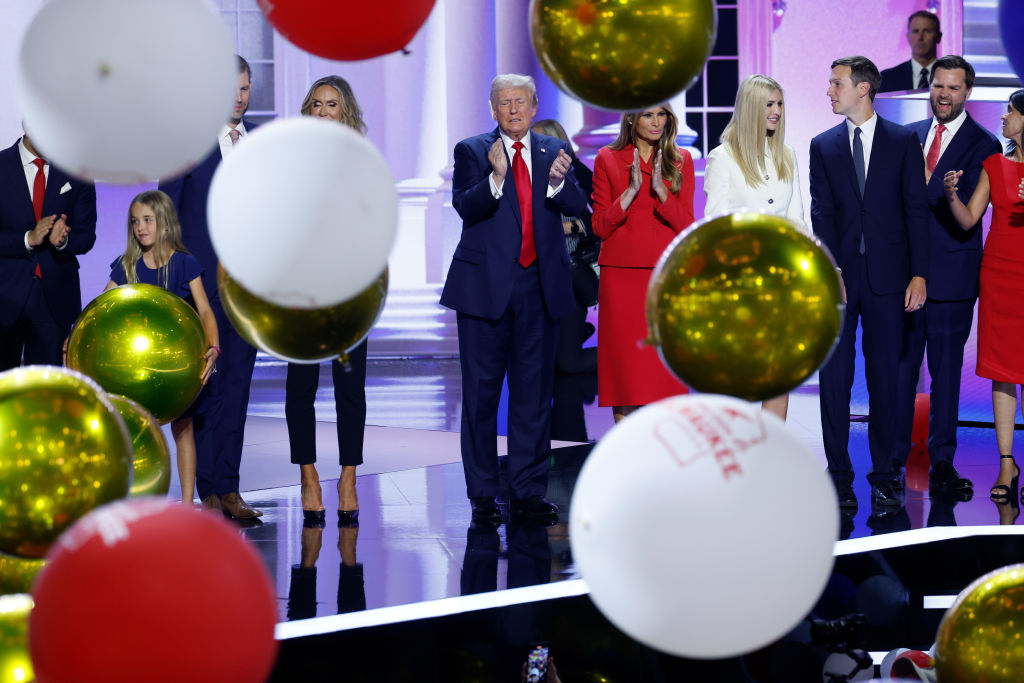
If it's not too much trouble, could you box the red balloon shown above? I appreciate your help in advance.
[257,0,436,60]
[906,444,931,492]
[29,499,278,683]
[911,392,930,445]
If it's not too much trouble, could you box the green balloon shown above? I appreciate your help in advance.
[0,552,45,596]
[647,211,844,401]
[219,266,387,364]
[107,394,171,499]
[67,284,207,423]
[0,367,132,558]
[0,594,33,683]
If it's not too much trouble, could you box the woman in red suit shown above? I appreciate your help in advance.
[592,104,694,422]
[943,89,1024,501]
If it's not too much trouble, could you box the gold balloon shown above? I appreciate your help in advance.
[530,0,717,111]
[219,266,388,364]
[106,394,171,498]
[936,563,1024,681]
[647,211,844,401]
[0,594,34,683]
[0,366,132,559]
[0,552,45,596]
[67,284,207,423]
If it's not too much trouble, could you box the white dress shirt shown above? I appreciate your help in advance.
[911,59,936,89]
[489,129,563,199]
[923,108,968,164]
[703,142,808,233]
[846,113,878,178]
[20,137,67,252]
[218,122,248,160]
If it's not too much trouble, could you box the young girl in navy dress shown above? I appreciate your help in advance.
[106,190,220,505]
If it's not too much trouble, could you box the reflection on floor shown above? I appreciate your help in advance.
[228,357,1024,677]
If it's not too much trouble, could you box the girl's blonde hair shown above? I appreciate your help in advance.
[608,103,685,194]
[720,74,795,188]
[119,190,188,290]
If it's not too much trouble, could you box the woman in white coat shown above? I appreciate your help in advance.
[703,74,808,419]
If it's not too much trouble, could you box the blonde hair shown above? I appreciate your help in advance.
[119,190,188,290]
[608,104,684,194]
[720,75,795,188]
[300,75,367,135]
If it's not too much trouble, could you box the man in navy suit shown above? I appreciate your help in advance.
[441,74,586,524]
[896,56,1001,497]
[879,11,942,93]
[159,56,262,519]
[810,56,930,511]
[0,131,96,370]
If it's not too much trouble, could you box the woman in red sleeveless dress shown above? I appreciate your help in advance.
[943,89,1024,502]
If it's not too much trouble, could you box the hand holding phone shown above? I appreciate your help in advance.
[525,644,549,682]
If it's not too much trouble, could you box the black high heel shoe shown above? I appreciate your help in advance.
[303,509,326,527]
[338,509,360,528]
[990,454,1019,502]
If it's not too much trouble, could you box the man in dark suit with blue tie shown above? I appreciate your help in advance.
[810,56,930,511]
[0,132,96,370]
[442,74,586,524]
[896,56,1001,497]
[879,11,942,93]
[159,56,262,519]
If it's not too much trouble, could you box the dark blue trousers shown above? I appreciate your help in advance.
[819,255,905,489]
[194,296,257,499]
[895,297,975,467]
[456,263,558,501]
[0,278,65,370]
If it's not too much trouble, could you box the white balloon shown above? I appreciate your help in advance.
[208,118,398,308]
[17,0,236,183]
[569,394,839,659]
[822,652,874,681]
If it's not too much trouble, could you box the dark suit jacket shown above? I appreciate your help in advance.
[158,120,259,302]
[0,140,97,327]
[879,60,914,93]
[908,113,1001,301]
[809,116,930,293]
[441,128,587,321]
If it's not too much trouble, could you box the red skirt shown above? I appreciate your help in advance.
[597,265,689,407]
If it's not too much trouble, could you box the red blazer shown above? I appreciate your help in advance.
[592,144,695,268]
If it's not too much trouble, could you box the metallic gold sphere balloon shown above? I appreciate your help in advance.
[66,284,207,423]
[530,0,717,111]
[936,563,1024,682]
[219,265,388,364]
[0,552,45,596]
[0,594,34,683]
[106,394,171,499]
[0,366,132,559]
[647,211,844,401]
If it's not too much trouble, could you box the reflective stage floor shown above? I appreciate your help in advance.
[185,358,1024,680]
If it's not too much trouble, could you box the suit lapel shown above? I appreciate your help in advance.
[529,131,547,222]
[930,115,976,184]
[862,118,888,199]
[494,128,523,229]
[42,166,68,215]
[832,124,861,200]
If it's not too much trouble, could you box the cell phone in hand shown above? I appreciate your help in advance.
[526,643,549,682]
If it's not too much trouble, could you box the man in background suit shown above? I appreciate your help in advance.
[441,73,586,524]
[810,56,930,511]
[0,131,96,370]
[159,55,261,519]
[879,11,942,93]
[896,56,1001,497]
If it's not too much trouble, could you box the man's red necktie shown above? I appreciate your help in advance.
[926,123,946,175]
[32,158,45,278]
[511,141,535,267]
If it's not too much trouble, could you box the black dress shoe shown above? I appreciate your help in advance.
[337,509,360,528]
[510,495,559,520]
[470,497,501,524]
[303,510,326,528]
[871,483,902,507]
[891,466,906,493]
[929,461,973,492]
[836,486,858,510]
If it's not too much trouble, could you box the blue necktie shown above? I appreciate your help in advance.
[852,127,865,197]
[853,127,866,253]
